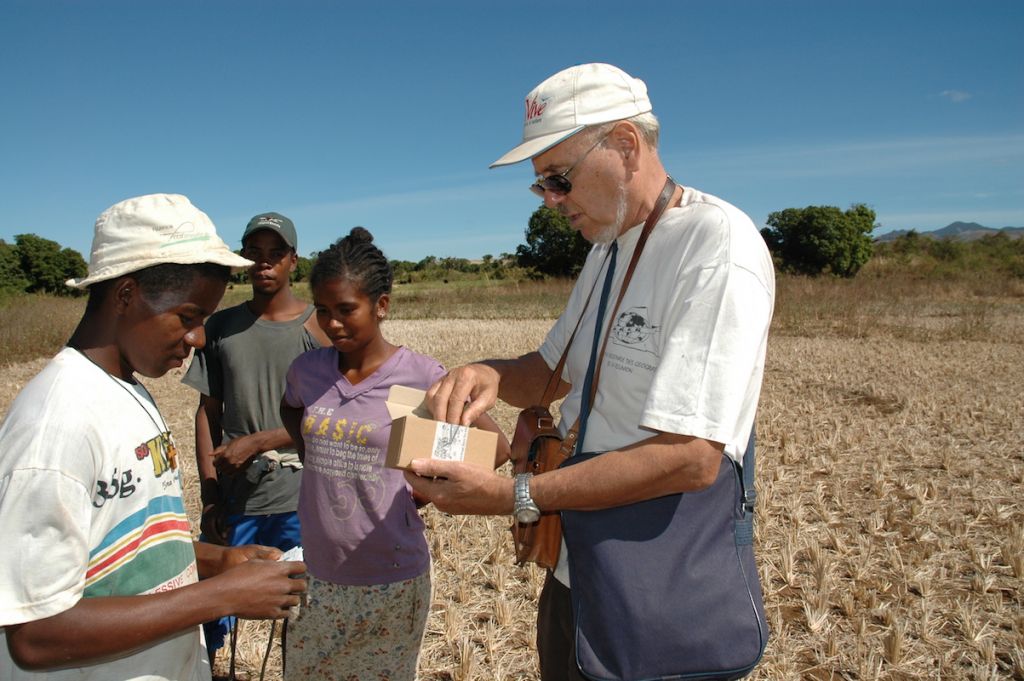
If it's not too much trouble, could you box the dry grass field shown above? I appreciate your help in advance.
[1,273,1022,680]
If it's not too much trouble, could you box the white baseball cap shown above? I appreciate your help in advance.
[490,63,653,168]
[67,193,253,289]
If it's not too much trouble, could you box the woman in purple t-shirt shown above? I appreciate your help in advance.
[281,227,509,680]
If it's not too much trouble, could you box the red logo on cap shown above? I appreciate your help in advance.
[525,96,546,121]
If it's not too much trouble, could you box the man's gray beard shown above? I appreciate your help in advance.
[590,183,629,244]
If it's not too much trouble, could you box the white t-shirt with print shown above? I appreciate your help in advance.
[539,187,775,584]
[0,348,209,681]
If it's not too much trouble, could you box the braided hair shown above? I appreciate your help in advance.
[309,226,393,303]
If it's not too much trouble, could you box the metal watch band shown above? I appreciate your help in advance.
[514,472,541,523]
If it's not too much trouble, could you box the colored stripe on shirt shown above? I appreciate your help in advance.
[85,495,195,597]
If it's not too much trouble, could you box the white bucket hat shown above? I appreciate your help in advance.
[490,63,653,168]
[67,193,253,289]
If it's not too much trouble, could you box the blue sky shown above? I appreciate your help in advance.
[1,0,1021,262]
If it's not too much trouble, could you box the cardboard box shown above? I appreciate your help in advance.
[384,385,498,470]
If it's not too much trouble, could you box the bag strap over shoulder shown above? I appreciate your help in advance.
[540,176,678,446]
[576,177,678,440]
[539,247,615,408]
[535,250,613,456]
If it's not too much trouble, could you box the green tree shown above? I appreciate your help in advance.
[892,230,924,257]
[60,247,88,289]
[292,255,313,282]
[516,205,590,278]
[927,237,964,262]
[15,233,87,294]
[761,204,876,277]
[438,257,467,273]
[0,239,30,293]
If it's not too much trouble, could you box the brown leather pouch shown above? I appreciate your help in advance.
[510,405,576,569]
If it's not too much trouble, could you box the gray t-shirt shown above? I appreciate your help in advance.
[183,302,320,514]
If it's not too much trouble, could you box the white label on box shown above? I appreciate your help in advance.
[432,422,469,462]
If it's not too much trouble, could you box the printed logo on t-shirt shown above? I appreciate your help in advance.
[134,432,179,477]
[94,432,178,506]
[302,406,387,518]
[93,468,138,508]
[303,411,376,445]
[610,306,660,355]
[327,477,387,520]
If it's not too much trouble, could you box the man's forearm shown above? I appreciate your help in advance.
[403,433,724,518]
[530,433,725,512]
[5,550,305,672]
[6,580,236,670]
[248,427,295,453]
[483,351,565,409]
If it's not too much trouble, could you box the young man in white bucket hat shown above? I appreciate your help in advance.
[0,193,307,681]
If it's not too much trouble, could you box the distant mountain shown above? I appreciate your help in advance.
[875,222,1024,242]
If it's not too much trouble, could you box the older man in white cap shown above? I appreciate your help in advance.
[406,64,775,680]
[0,194,307,681]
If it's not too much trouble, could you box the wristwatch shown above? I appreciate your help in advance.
[514,473,541,524]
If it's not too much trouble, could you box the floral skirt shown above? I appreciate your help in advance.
[284,570,431,681]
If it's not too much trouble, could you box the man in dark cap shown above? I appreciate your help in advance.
[183,211,326,663]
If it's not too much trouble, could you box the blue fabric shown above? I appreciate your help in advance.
[224,511,302,549]
[575,242,617,455]
[560,433,767,680]
[201,511,301,652]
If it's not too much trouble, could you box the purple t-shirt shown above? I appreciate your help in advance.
[283,346,445,585]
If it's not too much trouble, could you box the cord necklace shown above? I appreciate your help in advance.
[68,345,178,470]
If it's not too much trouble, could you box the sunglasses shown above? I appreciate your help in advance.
[529,133,609,198]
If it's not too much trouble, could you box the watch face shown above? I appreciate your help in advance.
[516,507,541,524]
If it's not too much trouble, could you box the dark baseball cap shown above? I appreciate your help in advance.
[242,212,297,250]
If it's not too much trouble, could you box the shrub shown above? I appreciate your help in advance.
[762,204,876,277]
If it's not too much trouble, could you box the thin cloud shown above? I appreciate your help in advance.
[288,181,518,218]
[940,89,973,103]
